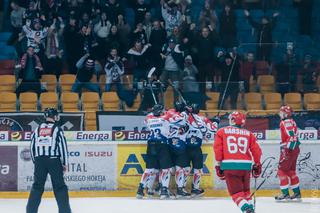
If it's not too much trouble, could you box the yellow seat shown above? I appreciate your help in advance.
[102,92,120,111]
[258,75,275,93]
[85,111,97,130]
[164,88,175,109]
[61,92,79,112]
[59,74,76,92]
[284,93,302,110]
[81,92,100,111]
[0,75,16,92]
[255,60,269,75]
[41,75,57,92]
[126,95,141,111]
[99,75,106,92]
[249,75,257,92]
[0,92,17,111]
[247,110,268,116]
[264,93,282,110]
[304,93,320,110]
[40,92,58,110]
[245,92,262,110]
[82,75,98,92]
[206,92,219,110]
[20,92,38,111]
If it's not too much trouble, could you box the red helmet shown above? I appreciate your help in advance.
[279,105,293,119]
[229,111,246,126]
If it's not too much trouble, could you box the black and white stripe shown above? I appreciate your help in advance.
[30,122,68,166]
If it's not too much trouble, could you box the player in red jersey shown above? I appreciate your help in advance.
[214,111,262,213]
[275,105,301,201]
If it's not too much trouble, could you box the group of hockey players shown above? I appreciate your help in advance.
[136,101,218,200]
[137,103,302,213]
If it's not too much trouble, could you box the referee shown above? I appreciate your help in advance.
[26,107,72,213]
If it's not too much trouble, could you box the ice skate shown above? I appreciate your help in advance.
[136,183,144,199]
[160,187,170,200]
[191,188,205,198]
[275,193,291,201]
[176,187,191,199]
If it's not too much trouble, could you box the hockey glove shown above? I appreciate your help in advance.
[215,166,225,180]
[252,163,262,178]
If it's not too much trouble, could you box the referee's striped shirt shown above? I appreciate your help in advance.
[30,122,69,166]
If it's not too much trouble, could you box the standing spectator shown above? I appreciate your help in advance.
[194,26,219,92]
[104,48,125,92]
[16,46,43,95]
[160,38,184,87]
[160,0,182,36]
[8,1,26,46]
[244,10,279,62]
[296,0,313,36]
[94,12,112,58]
[182,55,199,92]
[149,20,167,72]
[64,17,82,74]
[219,4,237,48]
[217,52,240,110]
[300,54,318,92]
[274,55,291,97]
[45,17,64,78]
[143,12,153,42]
[71,54,101,93]
[133,0,150,25]
[126,40,151,90]
[107,25,123,55]
[199,1,218,30]
[116,14,131,56]
[285,45,300,91]
[102,0,123,24]
[240,52,256,92]
[179,0,192,24]
[131,23,147,45]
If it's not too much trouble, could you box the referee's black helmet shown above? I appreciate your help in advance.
[44,107,59,120]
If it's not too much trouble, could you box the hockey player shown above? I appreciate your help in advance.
[275,105,301,201]
[136,104,173,199]
[166,101,191,199]
[214,111,262,213]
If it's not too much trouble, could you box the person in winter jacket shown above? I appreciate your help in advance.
[104,48,124,92]
[160,0,182,36]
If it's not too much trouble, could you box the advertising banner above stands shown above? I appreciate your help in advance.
[0,112,84,131]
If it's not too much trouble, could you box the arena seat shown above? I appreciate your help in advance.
[40,92,59,110]
[284,93,302,110]
[245,92,263,110]
[264,93,282,110]
[99,75,106,91]
[81,92,100,111]
[0,75,16,92]
[59,74,76,92]
[41,75,57,92]
[258,75,275,93]
[164,88,174,109]
[304,93,320,110]
[102,92,120,111]
[85,111,97,130]
[247,110,268,116]
[255,61,270,75]
[125,95,141,111]
[61,92,79,112]
[0,60,15,74]
[206,92,220,110]
[19,92,38,111]
[0,92,17,111]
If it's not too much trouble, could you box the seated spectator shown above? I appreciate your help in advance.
[71,54,101,93]
[126,40,151,91]
[45,17,64,78]
[182,55,199,92]
[300,54,319,92]
[16,46,43,95]
[104,48,124,92]
[160,0,182,36]
[160,38,184,88]
[240,52,256,92]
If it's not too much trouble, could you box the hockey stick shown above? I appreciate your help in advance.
[217,54,238,115]
[147,67,158,104]
[254,178,257,210]
[249,176,268,199]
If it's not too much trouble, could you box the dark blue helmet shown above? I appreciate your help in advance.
[152,104,164,116]
[191,103,200,114]
[44,107,59,119]
[174,101,185,112]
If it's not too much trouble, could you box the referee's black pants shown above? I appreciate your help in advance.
[26,156,71,213]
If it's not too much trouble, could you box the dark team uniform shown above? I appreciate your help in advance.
[27,121,71,213]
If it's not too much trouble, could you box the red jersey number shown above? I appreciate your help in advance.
[227,136,248,154]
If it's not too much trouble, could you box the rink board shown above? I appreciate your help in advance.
[0,141,319,198]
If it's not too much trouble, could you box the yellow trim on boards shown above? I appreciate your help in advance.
[0,190,319,199]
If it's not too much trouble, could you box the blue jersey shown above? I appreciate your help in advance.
[166,110,188,152]
[186,114,207,147]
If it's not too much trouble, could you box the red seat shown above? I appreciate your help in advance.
[0,60,15,75]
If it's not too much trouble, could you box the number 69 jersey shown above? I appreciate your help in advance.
[214,125,262,171]
[145,113,170,143]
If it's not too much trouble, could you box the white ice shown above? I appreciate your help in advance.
[0,197,319,213]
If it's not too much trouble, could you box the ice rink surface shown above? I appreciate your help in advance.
[1,197,320,213]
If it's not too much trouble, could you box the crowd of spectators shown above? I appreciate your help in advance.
[4,0,320,110]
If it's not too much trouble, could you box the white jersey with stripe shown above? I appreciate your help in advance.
[144,113,170,142]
